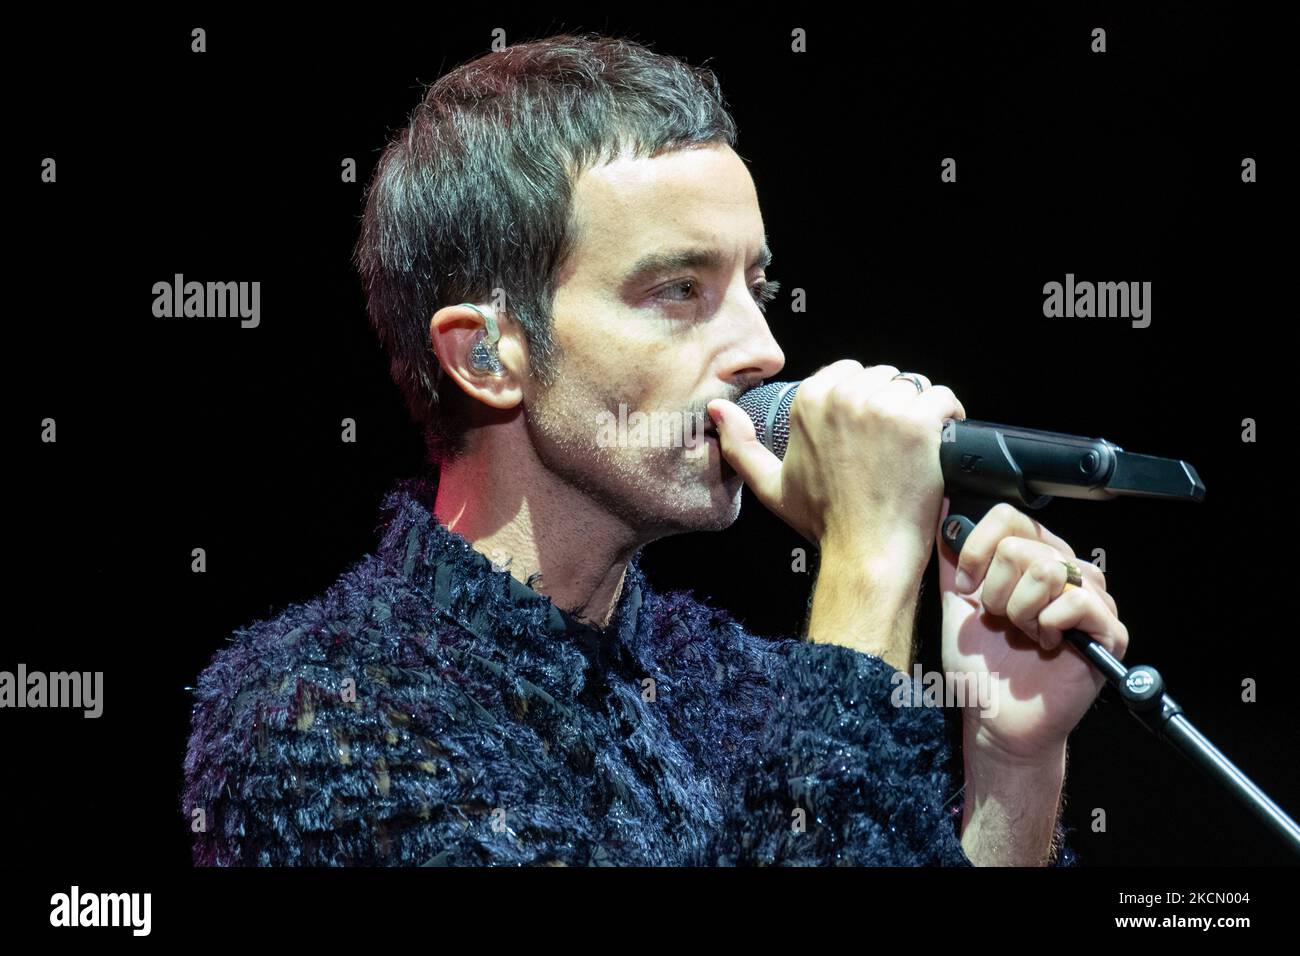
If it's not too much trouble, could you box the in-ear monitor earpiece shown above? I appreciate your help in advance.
[458,302,504,376]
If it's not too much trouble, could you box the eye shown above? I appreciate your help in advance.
[652,278,782,312]
[654,279,699,303]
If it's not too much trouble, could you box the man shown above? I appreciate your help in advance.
[182,33,1127,866]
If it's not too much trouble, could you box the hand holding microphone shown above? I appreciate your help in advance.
[706,360,966,585]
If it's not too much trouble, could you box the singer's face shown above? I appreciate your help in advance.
[522,142,786,537]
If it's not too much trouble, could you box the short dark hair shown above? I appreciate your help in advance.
[352,33,739,467]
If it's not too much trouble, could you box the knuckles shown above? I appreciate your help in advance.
[801,364,957,448]
[1028,558,1061,586]
[989,502,1021,526]
[992,533,1037,568]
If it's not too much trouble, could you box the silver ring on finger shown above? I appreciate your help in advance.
[891,372,926,394]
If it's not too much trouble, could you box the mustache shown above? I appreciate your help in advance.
[685,379,763,429]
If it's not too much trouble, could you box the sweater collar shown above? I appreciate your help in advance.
[372,476,645,677]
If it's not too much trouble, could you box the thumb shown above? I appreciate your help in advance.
[708,398,783,510]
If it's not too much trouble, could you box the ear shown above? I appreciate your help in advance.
[429,304,524,410]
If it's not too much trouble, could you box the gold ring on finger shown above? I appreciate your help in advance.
[1060,559,1083,594]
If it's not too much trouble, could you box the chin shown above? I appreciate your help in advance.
[599,446,745,535]
[664,477,744,533]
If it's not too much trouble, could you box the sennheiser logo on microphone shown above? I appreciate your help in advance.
[1043,273,1151,328]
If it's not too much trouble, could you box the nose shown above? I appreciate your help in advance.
[720,292,786,387]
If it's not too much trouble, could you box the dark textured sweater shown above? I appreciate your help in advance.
[182,476,1076,866]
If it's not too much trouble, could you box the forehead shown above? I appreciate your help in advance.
[564,143,764,282]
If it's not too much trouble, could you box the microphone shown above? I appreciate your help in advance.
[735,380,1205,507]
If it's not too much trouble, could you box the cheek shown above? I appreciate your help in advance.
[560,335,668,403]
[549,297,683,409]
[577,325,668,374]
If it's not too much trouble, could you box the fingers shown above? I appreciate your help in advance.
[793,361,888,416]
[797,362,963,427]
[802,359,872,400]
[707,398,783,506]
[854,367,966,434]
[1000,551,1092,645]
[979,536,1108,610]
[958,508,1123,655]
[915,384,966,424]
[980,537,1069,618]
[955,502,1077,590]
[1037,587,1129,660]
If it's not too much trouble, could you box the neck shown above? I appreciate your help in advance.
[432,433,640,630]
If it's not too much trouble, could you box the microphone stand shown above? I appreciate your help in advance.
[943,491,1300,858]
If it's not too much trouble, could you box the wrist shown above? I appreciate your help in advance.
[807,544,924,665]
[965,743,1066,785]
[965,723,1069,772]
[961,743,1066,832]
[818,528,930,590]
[960,746,1066,866]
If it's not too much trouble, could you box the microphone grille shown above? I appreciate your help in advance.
[735,380,801,459]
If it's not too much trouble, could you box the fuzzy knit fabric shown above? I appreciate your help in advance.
[182,475,1077,867]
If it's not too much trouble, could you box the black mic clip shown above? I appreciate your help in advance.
[939,416,1205,550]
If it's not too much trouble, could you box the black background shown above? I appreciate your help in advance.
[10,2,1294,930]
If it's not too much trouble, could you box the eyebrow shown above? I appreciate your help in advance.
[621,241,773,286]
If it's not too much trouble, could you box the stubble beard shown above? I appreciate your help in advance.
[524,377,745,538]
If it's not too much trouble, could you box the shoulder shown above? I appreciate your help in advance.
[185,552,403,739]
[181,554,484,865]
